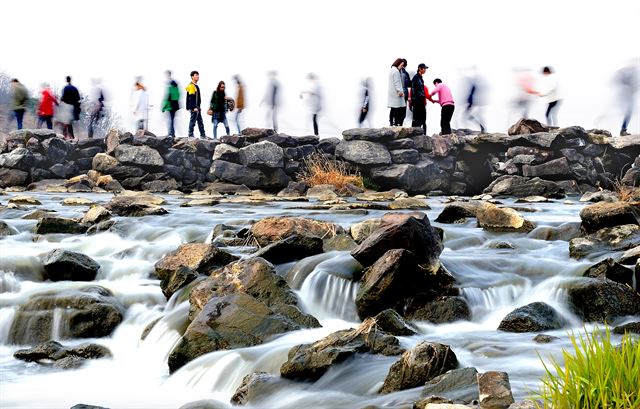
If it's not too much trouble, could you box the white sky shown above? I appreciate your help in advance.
[1,0,639,137]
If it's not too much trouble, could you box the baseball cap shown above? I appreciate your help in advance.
[418,63,428,69]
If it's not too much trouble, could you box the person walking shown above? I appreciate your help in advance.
[87,78,105,138]
[132,80,149,131]
[10,79,29,130]
[300,73,323,136]
[186,70,206,138]
[209,81,230,139]
[37,83,56,129]
[262,70,280,132]
[615,62,638,136]
[399,58,411,126]
[430,78,455,135]
[388,58,406,126]
[162,70,180,137]
[233,75,245,133]
[537,66,561,127]
[60,76,81,139]
[463,67,486,133]
[410,63,430,132]
[358,78,371,127]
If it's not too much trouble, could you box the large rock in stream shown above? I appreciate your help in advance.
[280,318,404,381]
[250,217,344,247]
[569,224,640,259]
[41,249,101,282]
[498,302,565,333]
[9,286,125,344]
[105,194,168,217]
[168,258,319,373]
[380,341,459,394]
[579,201,640,234]
[566,277,640,322]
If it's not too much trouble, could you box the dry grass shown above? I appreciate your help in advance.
[612,179,640,202]
[297,153,364,194]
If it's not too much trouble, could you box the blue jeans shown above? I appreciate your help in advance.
[14,109,25,130]
[213,116,230,139]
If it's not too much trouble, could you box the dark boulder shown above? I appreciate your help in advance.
[405,296,471,323]
[208,160,290,190]
[567,278,640,322]
[0,168,29,187]
[0,147,37,171]
[613,322,640,335]
[9,286,124,344]
[372,309,418,336]
[497,302,565,332]
[371,160,450,194]
[569,224,640,259]
[104,195,168,217]
[342,127,397,142]
[250,217,344,247]
[114,144,164,170]
[420,367,479,404]
[230,372,290,406]
[508,119,548,135]
[351,212,443,270]
[238,141,284,169]
[252,235,324,264]
[522,158,572,180]
[34,217,87,235]
[41,249,100,282]
[484,175,565,198]
[335,140,392,166]
[380,341,459,394]
[582,258,634,288]
[435,201,482,223]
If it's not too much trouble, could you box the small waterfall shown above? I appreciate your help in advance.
[0,271,21,293]
[298,269,360,322]
[140,301,191,362]
[50,308,69,340]
[0,307,17,344]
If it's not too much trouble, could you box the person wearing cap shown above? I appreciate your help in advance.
[410,63,432,132]
[430,78,455,135]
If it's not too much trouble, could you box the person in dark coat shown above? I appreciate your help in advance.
[186,70,206,138]
[209,81,230,139]
[60,76,81,139]
[410,63,429,132]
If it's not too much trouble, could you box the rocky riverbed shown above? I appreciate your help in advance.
[1,186,638,409]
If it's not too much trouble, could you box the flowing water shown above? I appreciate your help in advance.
[0,192,635,409]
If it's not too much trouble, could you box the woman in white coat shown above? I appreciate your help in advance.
[132,81,149,131]
[388,58,406,126]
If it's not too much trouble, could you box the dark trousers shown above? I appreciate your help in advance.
[312,114,319,136]
[412,104,426,131]
[398,105,407,126]
[440,104,455,135]
[38,115,53,130]
[14,109,25,130]
[545,100,560,126]
[389,107,404,126]
[167,110,176,137]
[88,110,101,138]
[62,122,75,139]
[188,109,206,137]
[358,109,368,127]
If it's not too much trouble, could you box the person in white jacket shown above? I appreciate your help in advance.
[388,58,406,126]
[537,66,561,127]
[300,73,323,136]
[132,81,149,131]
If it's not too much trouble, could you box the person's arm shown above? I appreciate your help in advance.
[393,70,404,96]
[430,84,440,102]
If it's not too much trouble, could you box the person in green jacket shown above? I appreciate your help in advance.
[10,79,29,130]
[162,70,180,137]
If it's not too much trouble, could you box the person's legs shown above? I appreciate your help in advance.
[223,117,230,136]
[545,101,558,126]
[272,107,278,132]
[188,110,197,137]
[14,110,24,130]
[389,108,395,126]
[37,115,44,129]
[398,106,407,126]
[412,104,426,129]
[358,110,367,127]
[621,95,633,135]
[68,122,75,139]
[168,110,176,137]
[313,114,319,136]
[235,110,242,134]
[441,104,454,135]
[196,111,206,137]
[213,118,219,139]
[45,116,53,130]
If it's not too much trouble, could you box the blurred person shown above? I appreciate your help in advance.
[463,66,486,133]
[162,70,180,137]
[233,75,245,133]
[132,80,149,131]
[358,78,372,127]
[87,78,105,138]
[60,76,81,139]
[10,79,29,130]
[399,58,411,126]
[300,73,323,136]
[536,66,561,127]
[262,71,279,132]
[615,61,639,136]
[186,70,206,138]
[209,81,230,140]
[388,58,406,126]
[37,82,57,129]
[430,78,455,135]
[409,63,432,132]
[509,67,536,122]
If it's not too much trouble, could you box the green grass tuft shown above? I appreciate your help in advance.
[533,326,640,409]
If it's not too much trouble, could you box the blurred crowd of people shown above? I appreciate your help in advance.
[5,59,638,139]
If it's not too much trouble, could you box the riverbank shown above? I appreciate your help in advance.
[1,119,638,197]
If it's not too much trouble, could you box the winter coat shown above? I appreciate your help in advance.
[185,82,201,110]
[388,67,406,108]
[162,80,180,112]
[61,84,81,120]
[38,88,57,116]
[11,83,29,110]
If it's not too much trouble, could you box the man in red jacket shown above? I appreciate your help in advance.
[37,83,57,130]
